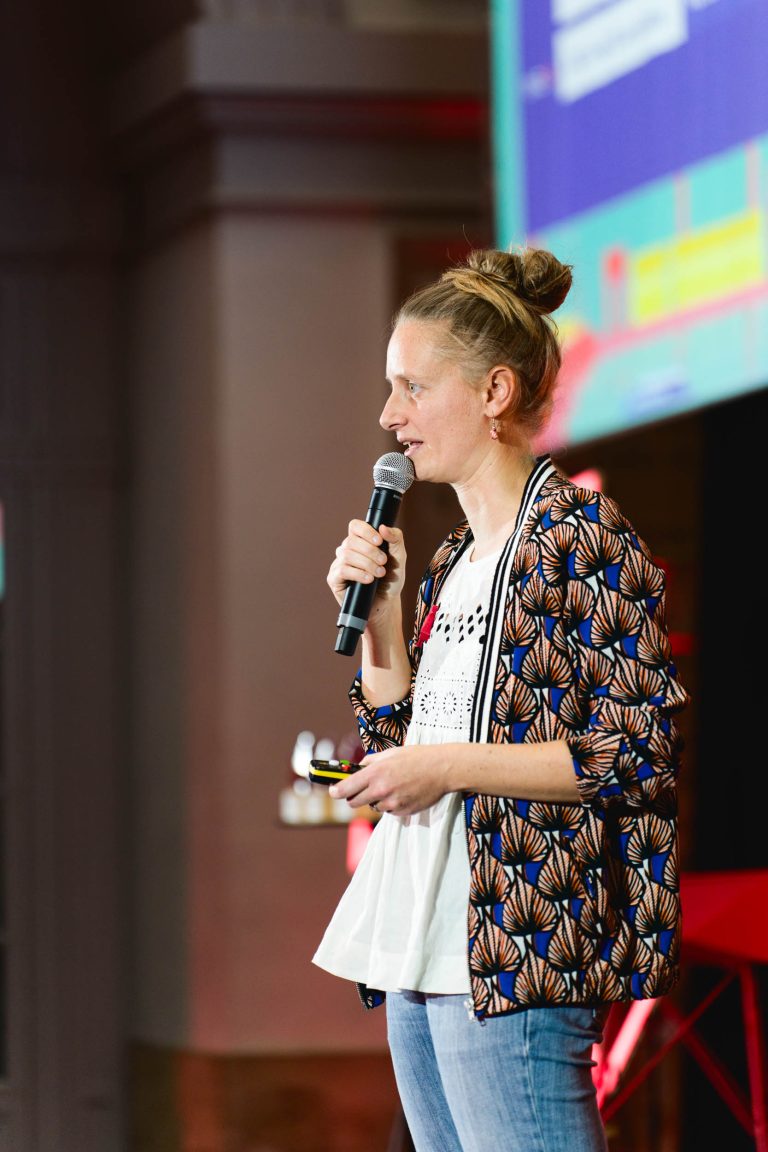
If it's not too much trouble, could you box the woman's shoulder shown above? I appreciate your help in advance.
[532,473,656,563]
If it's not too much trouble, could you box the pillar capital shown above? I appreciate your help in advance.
[110,17,489,242]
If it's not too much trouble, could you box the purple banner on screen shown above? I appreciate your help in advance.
[522,0,768,231]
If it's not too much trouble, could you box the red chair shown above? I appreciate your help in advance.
[593,870,768,1150]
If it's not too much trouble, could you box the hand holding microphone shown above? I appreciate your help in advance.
[328,452,415,656]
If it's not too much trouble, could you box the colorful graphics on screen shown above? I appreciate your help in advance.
[492,0,768,447]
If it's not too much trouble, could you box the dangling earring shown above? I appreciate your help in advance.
[490,416,499,441]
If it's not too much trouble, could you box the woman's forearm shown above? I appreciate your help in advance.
[360,602,412,707]
[335,738,583,815]
[443,739,581,803]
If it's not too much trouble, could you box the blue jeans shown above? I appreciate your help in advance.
[386,991,609,1152]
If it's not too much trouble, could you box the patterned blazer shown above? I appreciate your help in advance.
[349,456,690,1021]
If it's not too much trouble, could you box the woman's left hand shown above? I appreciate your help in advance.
[329,745,453,817]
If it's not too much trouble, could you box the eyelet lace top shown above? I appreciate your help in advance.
[313,543,503,994]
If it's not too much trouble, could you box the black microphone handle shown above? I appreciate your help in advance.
[335,486,404,656]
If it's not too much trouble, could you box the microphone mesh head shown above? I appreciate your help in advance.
[373,452,416,494]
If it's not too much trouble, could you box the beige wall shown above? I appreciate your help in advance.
[125,99,488,1060]
[118,8,489,1060]
[128,227,216,1048]
[127,210,483,1051]
[214,217,393,1050]
[128,214,397,1051]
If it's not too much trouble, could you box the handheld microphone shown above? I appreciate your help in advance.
[335,452,415,656]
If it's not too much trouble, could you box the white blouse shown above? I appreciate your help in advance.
[312,542,502,994]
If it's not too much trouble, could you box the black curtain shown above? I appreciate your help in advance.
[683,387,768,1152]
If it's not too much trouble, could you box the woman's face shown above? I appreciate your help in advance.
[381,320,489,485]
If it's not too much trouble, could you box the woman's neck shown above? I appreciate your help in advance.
[453,445,538,560]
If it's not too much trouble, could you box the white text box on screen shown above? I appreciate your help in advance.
[551,0,613,26]
[553,0,688,103]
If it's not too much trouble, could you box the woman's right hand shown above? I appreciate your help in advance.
[327,521,407,618]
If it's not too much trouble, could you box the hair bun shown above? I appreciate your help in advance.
[467,248,573,315]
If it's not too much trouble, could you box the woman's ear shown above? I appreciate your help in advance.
[485,366,518,418]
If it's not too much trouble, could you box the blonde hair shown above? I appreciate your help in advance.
[393,247,573,434]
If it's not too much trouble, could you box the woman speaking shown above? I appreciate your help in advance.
[313,247,689,1152]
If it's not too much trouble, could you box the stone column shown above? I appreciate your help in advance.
[113,10,489,1147]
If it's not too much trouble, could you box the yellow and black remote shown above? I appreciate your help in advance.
[308,758,361,785]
